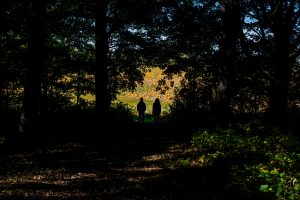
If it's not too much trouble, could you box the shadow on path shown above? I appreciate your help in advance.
[0,122,257,200]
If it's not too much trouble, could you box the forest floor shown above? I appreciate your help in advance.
[0,120,254,200]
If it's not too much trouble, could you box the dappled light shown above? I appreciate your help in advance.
[0,128,195,199]
[1,0,300,199]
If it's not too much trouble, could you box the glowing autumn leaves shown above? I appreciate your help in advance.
[116,67,182,113]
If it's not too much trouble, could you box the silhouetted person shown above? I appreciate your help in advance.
[137,97,146,123]
[152,98,161,125]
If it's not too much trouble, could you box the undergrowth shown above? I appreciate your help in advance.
[164,121,300,199]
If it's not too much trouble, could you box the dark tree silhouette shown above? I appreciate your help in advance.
[95,0,110,121]
[22,0,46,133]
[267,1,299,131]
[0,0,299,138]
[213,0,240,127]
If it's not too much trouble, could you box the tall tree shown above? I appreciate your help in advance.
[213,0,240,127]
[248,0,300,130]
[95,0,110,120]
[22,0,46,133]
[267,1,300,130]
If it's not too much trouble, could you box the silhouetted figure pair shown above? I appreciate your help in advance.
[137,97,146,123]
[152,98,161,125]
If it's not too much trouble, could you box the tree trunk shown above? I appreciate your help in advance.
[269,17,291,132]
[213,0,239,128]
[22,0,46,133]
[95,0,110,123]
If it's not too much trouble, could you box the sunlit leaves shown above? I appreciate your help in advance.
[116,67,182,114]
[177,122,300,199]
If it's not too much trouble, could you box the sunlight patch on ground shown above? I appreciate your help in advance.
[0,175,69,186]
[142,154,168,162]
[0,170,106,199]
[137,142,204,170]
[125,166,163,173]
[0,171,100,185]
[0,138,204,199]
[69,172,98,179]
[1,190,88,199]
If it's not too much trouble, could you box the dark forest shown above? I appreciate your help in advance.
[0,0,300,199]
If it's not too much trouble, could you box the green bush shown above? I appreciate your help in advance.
[189,125,300,199]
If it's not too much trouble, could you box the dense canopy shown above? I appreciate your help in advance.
[0,1,300,199]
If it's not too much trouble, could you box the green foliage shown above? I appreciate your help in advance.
[175,158,192,168]
[185,123,300,199]
[253,152,300,199]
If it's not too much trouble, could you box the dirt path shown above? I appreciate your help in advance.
[0,123,247,200]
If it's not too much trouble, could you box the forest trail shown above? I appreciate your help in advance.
[0,122,248,200]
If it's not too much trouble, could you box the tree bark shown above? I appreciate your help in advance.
[95,0,110,122]
[22,0,46,133]
[213,0,240,128]
[268,2,291,131]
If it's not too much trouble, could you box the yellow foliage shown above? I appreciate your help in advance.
[116,67,182,113]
